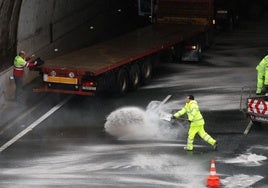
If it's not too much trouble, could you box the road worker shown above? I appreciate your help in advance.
[256,55,268,95]
[13,50,37,102]
[172,95,217,151]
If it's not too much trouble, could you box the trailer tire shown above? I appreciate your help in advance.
[140,60,152,85]
[114,68,129,96]
[129,63,141,90]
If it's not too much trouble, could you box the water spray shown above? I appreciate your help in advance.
[104,95,187,140]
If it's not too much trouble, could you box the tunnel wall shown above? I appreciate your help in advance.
[0,0,140,104]
[18,0,138,59]
[0,0,22,68]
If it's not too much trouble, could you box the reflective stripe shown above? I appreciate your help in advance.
[174,100,203,121]
[257,64,265,70]
[202,133,216,145]
[192,118,203,122]
[186,137,194,150]
[265,56,268,62]
[14,62,28,69]
[188,107,198,117]
[13,65,25,77]
[14,66,24,70]
[203,133,210,141]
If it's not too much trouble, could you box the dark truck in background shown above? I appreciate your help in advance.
[33,0,215,96]
[214,0,268,31]
[214,0,240,31]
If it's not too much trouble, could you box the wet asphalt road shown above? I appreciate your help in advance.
[1,21,268,187]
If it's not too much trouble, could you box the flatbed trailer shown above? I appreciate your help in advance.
[33,0,214,96]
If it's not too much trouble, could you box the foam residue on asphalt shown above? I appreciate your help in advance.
[221,153,267,167]
[0,143,207,188]
[221,174,263,188]
[220,152,267,187]
[104,100,186,140]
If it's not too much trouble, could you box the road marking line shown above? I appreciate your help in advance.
[0,103,40,135]
[0,96,71,153]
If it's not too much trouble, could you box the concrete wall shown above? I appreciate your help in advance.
[0,0,22,65]
[17,0,139,59]
[0,0,141,104]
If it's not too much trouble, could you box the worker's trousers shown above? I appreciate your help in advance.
[14,76,24,102]
[186,119,216,150]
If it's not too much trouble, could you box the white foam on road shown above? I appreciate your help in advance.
[221,174,263,188]
[0,143,207,188]
[221,153,267,167]
[219,152,267,187]
[104,101,186,140]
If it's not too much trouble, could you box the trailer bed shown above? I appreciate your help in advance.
[42,23,208,76]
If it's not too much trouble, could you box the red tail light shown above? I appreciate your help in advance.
[82,81,97,91]
[83,81,95,87]
[185,45,197,50]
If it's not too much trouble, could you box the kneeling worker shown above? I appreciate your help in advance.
[173,95,217,151]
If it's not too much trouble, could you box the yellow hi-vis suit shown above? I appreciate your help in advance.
[256,55,268,95]
[173,100,216,150]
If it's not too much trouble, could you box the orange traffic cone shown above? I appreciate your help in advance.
[206,159,220,188]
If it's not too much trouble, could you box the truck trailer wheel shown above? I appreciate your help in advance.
[140,60,152,85]
[114,68,129,96]
[129,63,141,90]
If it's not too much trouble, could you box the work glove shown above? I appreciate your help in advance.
[172,113,181,120]
[170,115,177,125]
[34,57,45,66]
